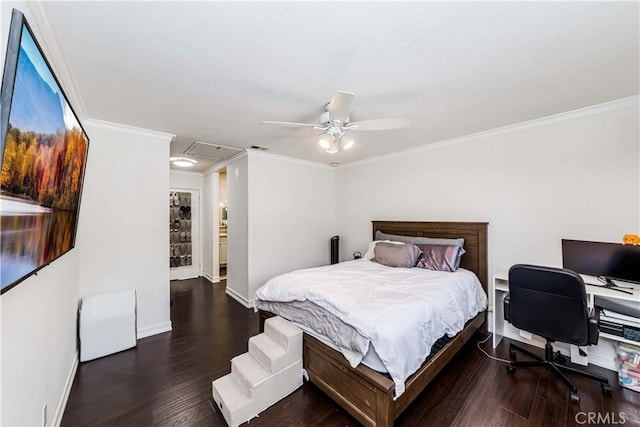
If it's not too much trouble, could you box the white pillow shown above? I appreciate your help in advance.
[363,240,404,260]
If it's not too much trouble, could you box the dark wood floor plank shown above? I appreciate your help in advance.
[61,278,634,427]
[606,386,640,427]
[563,366,606,427]
[481,353,538,419]
[534,368,570,407]
[155,399,218,427]
[490,406,528,427]
[527,395,566,427]
[395,347,483,427]
[449,350,507,427]
[451,394,499,427]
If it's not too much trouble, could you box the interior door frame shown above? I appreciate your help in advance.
[169,188,201,281]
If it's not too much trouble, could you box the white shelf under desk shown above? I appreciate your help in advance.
[491,270,640,371]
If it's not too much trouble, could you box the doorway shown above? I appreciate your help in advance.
[218,169,227,279]
[170,188,201,280]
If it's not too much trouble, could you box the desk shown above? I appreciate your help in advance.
[491,270,640,370]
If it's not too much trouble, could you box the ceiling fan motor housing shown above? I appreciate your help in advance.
[320,111,331,127]
[320,111,349,127]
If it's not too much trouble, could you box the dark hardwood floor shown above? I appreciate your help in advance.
[62,278,639,426]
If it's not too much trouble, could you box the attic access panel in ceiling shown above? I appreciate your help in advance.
[185,141,242,160]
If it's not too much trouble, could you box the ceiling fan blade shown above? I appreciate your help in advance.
[328,91,355,123]
[261,121,319,128]
[347,118,411,131]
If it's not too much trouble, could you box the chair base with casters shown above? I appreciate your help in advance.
[506,340,611,404]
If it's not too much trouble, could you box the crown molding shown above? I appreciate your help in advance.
[203,151,248,175]
[204,147,337,174]
[339,95,639,170]
[84,118,175,142]
[246,148,334,169]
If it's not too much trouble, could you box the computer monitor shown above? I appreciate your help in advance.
[562,239,640,284]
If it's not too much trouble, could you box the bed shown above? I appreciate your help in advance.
[257,221,488,427]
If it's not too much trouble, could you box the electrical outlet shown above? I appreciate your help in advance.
[42,402,47,427]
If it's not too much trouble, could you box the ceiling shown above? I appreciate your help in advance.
[37,1,639,172]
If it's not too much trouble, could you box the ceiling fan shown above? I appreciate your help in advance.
[261,91,411,153]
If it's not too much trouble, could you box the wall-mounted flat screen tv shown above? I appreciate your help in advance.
[1,9,89,294]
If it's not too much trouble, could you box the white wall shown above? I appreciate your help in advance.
[336,100,639,284]
[78,119,173,338]
[226,154,249,305]
[0,252,80,426]
[1,2,82,425]
[170,170,203,192]
[245,151,336,302]
[202,171,220,282]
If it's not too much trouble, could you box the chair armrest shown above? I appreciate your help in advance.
[588,307,600,345]
[503,294,510,322]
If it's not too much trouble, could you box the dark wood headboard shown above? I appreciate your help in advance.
[372,221,488,291]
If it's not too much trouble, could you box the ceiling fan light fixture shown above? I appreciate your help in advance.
[341,134,355,150]
[326,140,339,154]
[170,157,198,167]
[318,134,333,150]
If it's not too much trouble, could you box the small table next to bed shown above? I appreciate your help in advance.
[258,220,489,427]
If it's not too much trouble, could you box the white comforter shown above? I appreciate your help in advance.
[254,259,487,397]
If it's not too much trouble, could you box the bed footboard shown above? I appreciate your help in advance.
[304,332,394,427]
[258,309,485,427]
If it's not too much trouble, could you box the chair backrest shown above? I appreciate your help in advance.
[508,264,590,345]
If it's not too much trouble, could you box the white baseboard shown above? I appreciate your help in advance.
[225,287,253,309]
[137,321,172,339]
[202,272,220,283]
[52,352,78,427]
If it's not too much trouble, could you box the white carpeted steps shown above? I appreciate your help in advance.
[212,316,303,427]
[248,334,287,373]
[210,376,252,424]
[264,315,303,353]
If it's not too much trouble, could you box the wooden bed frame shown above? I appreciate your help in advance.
[259,221,488,427]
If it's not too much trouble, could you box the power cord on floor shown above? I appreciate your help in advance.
[476,332,511,364]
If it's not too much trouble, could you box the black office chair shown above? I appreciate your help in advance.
[503,264,611,403]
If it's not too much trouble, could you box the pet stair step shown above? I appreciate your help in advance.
[258,358,304,408]
[231,353,271,398]
[211,374,254,427]
[248,333,289,373]
[264,316,302,356]
[251,359,304,417]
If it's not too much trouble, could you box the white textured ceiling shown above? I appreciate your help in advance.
[39,1,639,171]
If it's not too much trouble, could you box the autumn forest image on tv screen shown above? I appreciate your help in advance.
[1,20,89,293]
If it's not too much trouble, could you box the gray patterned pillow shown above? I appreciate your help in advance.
[375,230,464,248]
